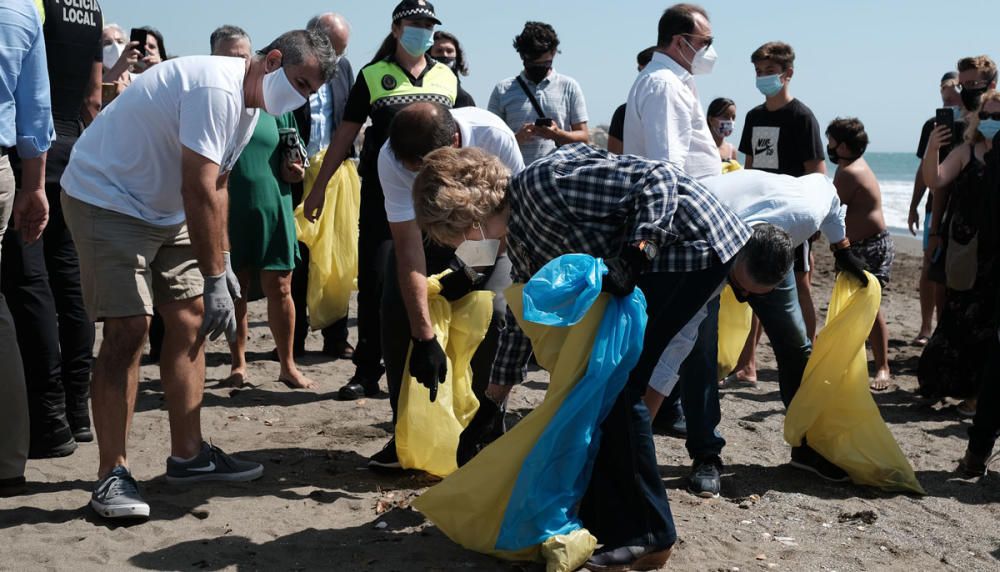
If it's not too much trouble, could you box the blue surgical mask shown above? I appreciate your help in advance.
[978,118,1000,140]
[399,26,434,57]
[950,105,963,121]
[756,73,784,97]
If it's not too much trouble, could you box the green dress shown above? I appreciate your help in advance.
[228,112,299,272]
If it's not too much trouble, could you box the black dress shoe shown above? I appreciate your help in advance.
[337,373,381,401]
[72,426,94,443]
[29,419,78,459]
[651,403,687,438]
[585,543,674,572]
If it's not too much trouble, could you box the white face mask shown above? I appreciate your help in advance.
[682,38,717,75]
[262,66,307,115]
[455,224,500,268]
[102,42,124,69]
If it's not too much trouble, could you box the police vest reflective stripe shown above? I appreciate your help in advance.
[362,60,457,113]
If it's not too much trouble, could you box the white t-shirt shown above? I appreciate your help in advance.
[62,56,259,226]
[379,107,526,223]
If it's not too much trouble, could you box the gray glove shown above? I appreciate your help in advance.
[223,251,242,301]
[200,272,237,342]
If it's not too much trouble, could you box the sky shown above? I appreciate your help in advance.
[97,0,997,152]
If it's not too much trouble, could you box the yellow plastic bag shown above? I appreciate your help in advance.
[717,285,752,379]
[784,272,925,494]
[413,284,607,563]
[540,529,598,572]
[396,273,493,477]
[293,152,360,330]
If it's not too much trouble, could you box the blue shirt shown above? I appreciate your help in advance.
[0,0,54,158]
[305,83,332,158]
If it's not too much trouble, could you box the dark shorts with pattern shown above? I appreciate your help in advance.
[849,230,895,288]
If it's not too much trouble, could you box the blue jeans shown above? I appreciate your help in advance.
[679,269,811,461]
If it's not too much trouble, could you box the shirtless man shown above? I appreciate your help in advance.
[827,117,895,391]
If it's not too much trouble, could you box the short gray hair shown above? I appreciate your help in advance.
[210,25,250,53]
[258,29,337,82]
[739,224,795,287]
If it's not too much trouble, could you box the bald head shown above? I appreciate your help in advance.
[389,102,459,169]
[307,12,350,56]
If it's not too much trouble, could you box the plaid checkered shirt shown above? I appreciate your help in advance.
[491,143,752,387]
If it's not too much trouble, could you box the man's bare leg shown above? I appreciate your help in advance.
[916,251,934,342]
[869,309,892,391]
[728,316,762,385]
[261,270,314,389]
[795,270,817,342]
[157,297,205,460]
[93,315,150,478]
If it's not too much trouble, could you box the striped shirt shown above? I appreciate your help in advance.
[488,70,588,166]
[492,143,752,386]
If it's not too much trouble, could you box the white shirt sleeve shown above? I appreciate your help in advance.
[648,300,710,396]
[638,78,692,169]
[178,87,240,165]
[820,192,848,245]
[379,143,419,223]
[494,127,526,176]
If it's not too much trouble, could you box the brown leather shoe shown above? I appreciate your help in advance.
[585,544,673,571]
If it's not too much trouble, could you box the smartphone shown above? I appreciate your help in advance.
[935,107,956,146]
[534,117,555,128]
[130,28,147,57]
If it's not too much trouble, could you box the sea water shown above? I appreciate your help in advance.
[835,152,923,237]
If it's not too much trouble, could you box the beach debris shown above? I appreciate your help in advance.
[774,536,798,546]
[838,510,878,525]
[374,521,388,529]
[756,554,767,560]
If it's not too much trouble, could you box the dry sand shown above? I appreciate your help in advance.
[2,236,1000,571]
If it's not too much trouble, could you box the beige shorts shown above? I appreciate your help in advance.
[61,192,203,320]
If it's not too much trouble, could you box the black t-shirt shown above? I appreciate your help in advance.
[15,0,102,184]
[454,84,476,109]
[738,98,824,177]
[609,103,626,142]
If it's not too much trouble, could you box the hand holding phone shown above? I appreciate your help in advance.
[935,107,956,146]
[534,117,555,128]
[129,28,147,57]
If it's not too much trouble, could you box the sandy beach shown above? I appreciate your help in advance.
[2,235,999,571]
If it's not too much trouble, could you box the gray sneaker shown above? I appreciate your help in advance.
[91,465,150,520]
[166,442,263,484]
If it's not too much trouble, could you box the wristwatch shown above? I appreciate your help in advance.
[635,240,659,262]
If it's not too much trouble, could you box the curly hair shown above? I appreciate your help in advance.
[957,55,998,80]
[513,21,559,60]
[413,147,510,246]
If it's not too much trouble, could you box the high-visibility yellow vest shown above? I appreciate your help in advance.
[361,59,457,113]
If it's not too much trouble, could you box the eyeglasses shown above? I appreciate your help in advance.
[979,111,1000,121]
[682,33,714,48]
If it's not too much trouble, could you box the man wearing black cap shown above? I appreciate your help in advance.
[909,71,962,346]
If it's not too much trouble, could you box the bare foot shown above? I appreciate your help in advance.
[278,368,315,390]
[912,334,930,347]
[719,369,758,388]
[221,370,249,388]
[870,369,893,392]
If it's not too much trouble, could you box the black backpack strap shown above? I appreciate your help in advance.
[515,76,548,120]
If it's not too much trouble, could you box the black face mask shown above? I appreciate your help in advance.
[523,62,552,83]
[827,146,841,163]
[962,85,989,111]
[433,56,457,72]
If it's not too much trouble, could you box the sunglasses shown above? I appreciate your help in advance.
[978,111,1000,121]
[683,33,714,47]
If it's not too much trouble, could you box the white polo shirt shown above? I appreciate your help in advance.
[380,106,525,223]
[623,51,720,180]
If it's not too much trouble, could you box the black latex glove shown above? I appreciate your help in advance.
[834,248,870,287]
[409,336,447,402]
[602,245,648,297]
[438,259,486,301]
[456,396,506,467]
